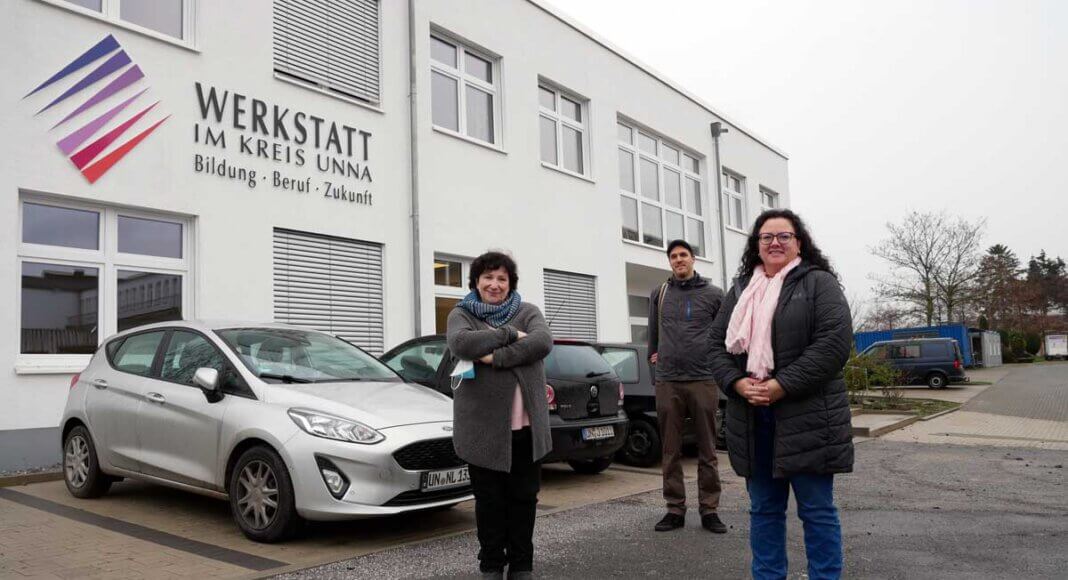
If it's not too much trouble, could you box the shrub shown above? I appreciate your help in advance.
[844,349,902,405]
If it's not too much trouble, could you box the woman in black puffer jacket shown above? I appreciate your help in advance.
[708,209,853,580]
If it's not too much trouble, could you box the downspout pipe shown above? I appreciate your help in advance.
[710,122,730,289]
[408,0,422,336]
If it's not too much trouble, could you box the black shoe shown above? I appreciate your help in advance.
[654,513,685,532]
[701,513,727,534]
[480,570,504,580]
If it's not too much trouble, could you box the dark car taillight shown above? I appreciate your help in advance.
[546,384,556,412]
[617,382,624,405]
[954,359,961,369]
[69,372,81,390]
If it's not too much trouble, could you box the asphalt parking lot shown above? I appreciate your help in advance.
[0,459,687,579]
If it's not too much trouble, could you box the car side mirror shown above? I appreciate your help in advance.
[193,367,223,401]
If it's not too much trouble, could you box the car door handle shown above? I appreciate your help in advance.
[91,379,108,390]
[145,392,166,404]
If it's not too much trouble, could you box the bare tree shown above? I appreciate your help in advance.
[933,217,986,324]
[869,211,985,326]
[869,212,946,326]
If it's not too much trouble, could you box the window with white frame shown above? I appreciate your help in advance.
[721,169,747,231]
[618,121,706,257]
[760,186,780,211]
[433,254,470,333]
[274,0,381,104]
[17,198,191,364]
[52,0,193,42]
[430,32,500,145]
[538,82,589,176]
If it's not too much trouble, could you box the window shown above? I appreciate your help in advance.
[160,330,249,394]
[538,82,589,176]
[273,229,385,354]
[433,254,470,333]
[890,344,922,359]
[722,169,747,230]
[627,295,649,318]
[382,340,447,383]
[18,198,190,364]
[430,32,500,145]
[544,269,597,341]
[274,0,381,105]
[618,121,706,256]
[111,331,165,376]
[54,0,192,42]
[760,187,780,211]
[599,347,640,383]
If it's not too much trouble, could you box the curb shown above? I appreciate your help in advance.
[920,405,962,422]
[852,414,921,438]
[0,470,63,488]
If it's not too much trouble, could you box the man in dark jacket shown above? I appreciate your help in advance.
[647,239,727,533]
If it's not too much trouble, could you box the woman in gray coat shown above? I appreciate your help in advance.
[708,209,853,580]
[446,251,553,580]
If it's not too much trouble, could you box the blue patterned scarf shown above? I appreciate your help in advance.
[457,290,522,328]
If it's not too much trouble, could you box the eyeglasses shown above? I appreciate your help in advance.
[758,232,796,245]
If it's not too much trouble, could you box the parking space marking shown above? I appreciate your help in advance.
[0,488,287,572]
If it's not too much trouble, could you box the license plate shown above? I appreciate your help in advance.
[421,465,470,491]
[582,425,615,441]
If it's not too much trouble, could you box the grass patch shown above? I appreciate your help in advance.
[855,396,959,417]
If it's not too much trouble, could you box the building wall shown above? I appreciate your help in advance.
[0,0,789,459]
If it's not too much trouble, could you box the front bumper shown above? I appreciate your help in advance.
[542,412,628,463]
[285,421,472,521]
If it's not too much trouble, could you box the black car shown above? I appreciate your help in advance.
[859,338,969,389]
[381,335,628,474]
[593,343,726,468]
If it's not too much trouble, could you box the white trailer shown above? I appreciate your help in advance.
[1044,332,1068,361]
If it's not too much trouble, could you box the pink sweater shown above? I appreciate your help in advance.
[511,384,530,430]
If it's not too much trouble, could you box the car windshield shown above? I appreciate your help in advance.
[545,343,616,381]
[216,328,400,384]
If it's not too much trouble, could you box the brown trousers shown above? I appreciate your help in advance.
[655,380,722,515]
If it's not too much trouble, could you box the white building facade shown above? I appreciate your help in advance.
[0,0,790,470]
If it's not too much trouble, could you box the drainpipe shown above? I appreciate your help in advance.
[407,0,422,336]
[710,122,729,288]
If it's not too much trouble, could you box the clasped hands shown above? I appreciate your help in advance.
[478,330,527,364]
[733,376,786,406]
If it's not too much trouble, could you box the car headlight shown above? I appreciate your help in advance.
[287,409,385,444]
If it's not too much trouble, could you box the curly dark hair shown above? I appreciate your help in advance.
[468,251,519,292]
[737,209,838,280]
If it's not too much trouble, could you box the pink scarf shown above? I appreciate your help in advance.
[725,257,802,380]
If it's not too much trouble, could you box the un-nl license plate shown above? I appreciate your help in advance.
[582,425,615,441]
[421,465,470,491]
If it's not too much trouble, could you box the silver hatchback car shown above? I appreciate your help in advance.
[61,321,472,542]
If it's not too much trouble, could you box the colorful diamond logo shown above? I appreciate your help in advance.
[24,34,169,184]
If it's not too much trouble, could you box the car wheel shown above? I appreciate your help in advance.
[229,446,301,543]
[926,373,947,389]
[63,425,112,499]
[617,419,661,467]
[568,455,614,475]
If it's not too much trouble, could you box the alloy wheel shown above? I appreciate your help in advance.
[64,435,90,488]
[237,460,279,530]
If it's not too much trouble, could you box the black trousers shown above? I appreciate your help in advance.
[468,427,542,573]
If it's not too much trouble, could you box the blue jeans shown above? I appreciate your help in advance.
[747,408,842,580]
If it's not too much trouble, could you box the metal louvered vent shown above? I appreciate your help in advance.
[273,228,384,354]
[544,269,598,341]
[393,438,464,471]
[273,0,381,104]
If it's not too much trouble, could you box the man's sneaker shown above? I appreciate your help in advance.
[654,513,685,532]
[701,513,727,534]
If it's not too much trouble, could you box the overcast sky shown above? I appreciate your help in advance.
[549,0,1066,304]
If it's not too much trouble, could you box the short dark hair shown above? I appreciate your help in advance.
[468,251,519,292]
[666,239,693,257]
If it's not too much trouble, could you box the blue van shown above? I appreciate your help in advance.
[860,338,969,388]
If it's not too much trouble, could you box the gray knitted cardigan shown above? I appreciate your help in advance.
[446,302,553,472]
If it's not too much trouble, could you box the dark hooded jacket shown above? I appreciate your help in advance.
[647,272,725,382]
[708,261,854,478]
